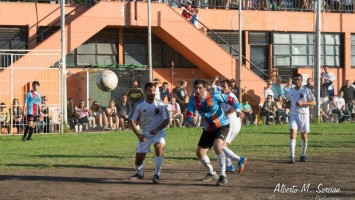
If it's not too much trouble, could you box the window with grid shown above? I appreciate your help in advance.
[273,33,342,68]
[351,34,355,68]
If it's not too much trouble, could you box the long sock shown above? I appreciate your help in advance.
[135,163,144,176]
[27,127,34,139]
[217,153,226,177]
[223,147,241,161]
[154,156,164,176]
[290,139,296,157]
[226,158,232,167]
[23,125,29,138]
[301,140,308,156]
[200,155,215,175]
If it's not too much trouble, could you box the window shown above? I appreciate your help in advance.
[351,34,355,67]
[0,26,28,67]
[273,33,342,68]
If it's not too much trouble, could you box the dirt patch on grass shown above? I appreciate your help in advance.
[1,155,354,200]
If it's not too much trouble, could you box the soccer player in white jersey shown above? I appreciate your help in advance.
[219,79,247,173]
[286,74,315,163]
[128,82,170,184]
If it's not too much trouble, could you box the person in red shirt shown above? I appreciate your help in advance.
[182,1,194,21]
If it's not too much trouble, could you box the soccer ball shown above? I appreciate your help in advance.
[96,70,118,92]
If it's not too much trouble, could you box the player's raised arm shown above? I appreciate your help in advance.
[215,92,241,112]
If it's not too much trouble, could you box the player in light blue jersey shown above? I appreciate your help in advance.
[22,81,42,141]
[186,79,240,186]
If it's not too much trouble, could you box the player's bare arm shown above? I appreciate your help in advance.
[296,100,315,107]
[129,120,147,142]
[149,118,170,135]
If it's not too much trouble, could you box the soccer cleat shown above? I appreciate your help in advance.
[21,137,26,141]
[27,138,33,141]
[216,175,228,186]
[237,157,247,174]
[200,173,218,181]
[152,174,160,184]
[300,155,307,162]
[289,156,295,163]
[129,173,144,180]
[226,164,235,172]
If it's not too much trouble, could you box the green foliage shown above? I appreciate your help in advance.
[0,123,354,172]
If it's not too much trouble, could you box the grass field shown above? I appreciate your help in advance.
[1,123,354,172]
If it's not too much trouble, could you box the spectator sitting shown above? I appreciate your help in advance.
[275,95,289,124]
[261,95,276,125]
[159,82,171,103]
[89,101,104,129]
[9,99,23,134]
[264,80,275,101]
[105,100,119,131]
[320,97,334,123]
[40,96,51,133]
[241,99,256,125]
[0,103,10,134]
[167,97,184,127]
[117,95,131,130]
[153,78,161,101]
[74,100,90,132]
[331,91,351,123]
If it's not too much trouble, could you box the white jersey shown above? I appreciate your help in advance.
[221,92,240,121]
[286,86,314,116]
[128,99,169,136]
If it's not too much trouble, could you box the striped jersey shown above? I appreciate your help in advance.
[186,90,240,132]
[25,90,42,115]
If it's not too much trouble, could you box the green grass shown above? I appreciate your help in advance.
[1,123,354,172]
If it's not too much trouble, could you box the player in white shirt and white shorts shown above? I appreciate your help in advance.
[219,79,247,173]
[286,74,315,163]
[128,82,170,184]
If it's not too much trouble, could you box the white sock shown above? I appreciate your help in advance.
[79,125,83,132]
[301,140,308,156]
[200,155,215,175]
[217,153,226,177]
[154,156,164,176]
[223,147,241,161]
[135,163,144,176]
[290,139,296,157]
[75,125,78,132]
[226,158,232,167]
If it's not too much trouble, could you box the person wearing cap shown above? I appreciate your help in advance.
[182,1,194,21]
[22,81,42,141]
[153,78,161,101]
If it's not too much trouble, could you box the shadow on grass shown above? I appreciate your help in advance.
[3,163,132,171]
[33,154,133,159]
[0,174,220,187]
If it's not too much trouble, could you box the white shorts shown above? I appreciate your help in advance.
[225,118,241,144]
[289,114,310,133]
[136,133,166,153]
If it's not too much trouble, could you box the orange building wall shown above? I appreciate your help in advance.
[1,2,355,105]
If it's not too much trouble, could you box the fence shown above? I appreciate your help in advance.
[0,50,62,135]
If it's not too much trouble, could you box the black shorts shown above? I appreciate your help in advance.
[198,125,229,149]
[27,115,38,122]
